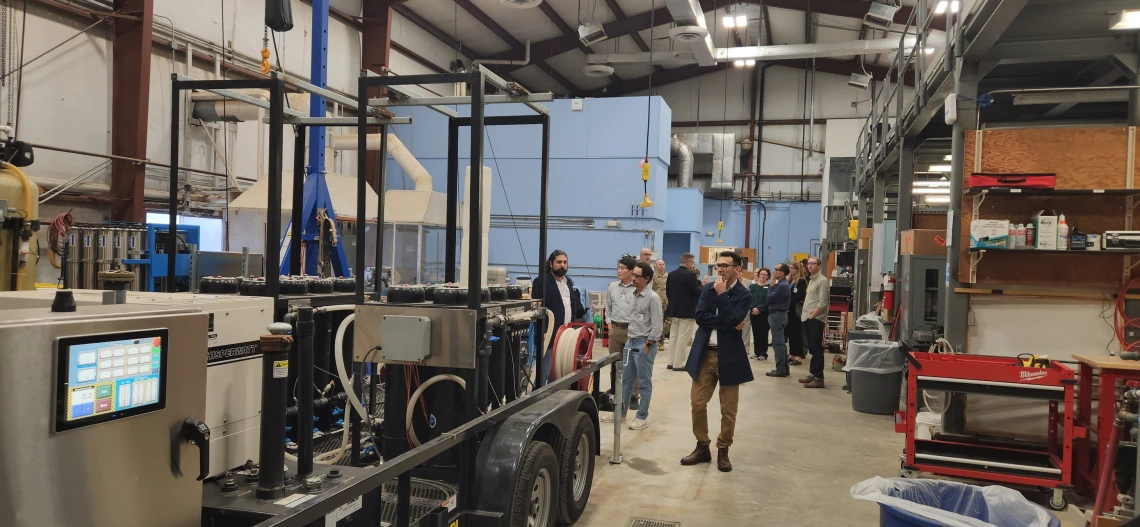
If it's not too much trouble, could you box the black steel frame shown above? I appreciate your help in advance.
[169,68,582,527]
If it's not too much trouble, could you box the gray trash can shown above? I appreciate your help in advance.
[845,340,904,415]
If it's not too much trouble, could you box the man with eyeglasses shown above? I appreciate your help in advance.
[601,261,663,430]
[681,251,754,472]
[800,257,831,389]
[606,255,639,405]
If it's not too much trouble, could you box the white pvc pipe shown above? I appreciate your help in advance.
[329,133,432,192]
[333,314,372,428]
[315,304,356,313]
[406,374,467,448]
[459,166,491,287]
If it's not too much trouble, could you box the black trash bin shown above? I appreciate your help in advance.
[845,340,904,415]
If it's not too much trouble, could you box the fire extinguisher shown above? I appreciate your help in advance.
[883,273,896,322]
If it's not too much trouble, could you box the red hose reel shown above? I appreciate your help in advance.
[550,322,595,391]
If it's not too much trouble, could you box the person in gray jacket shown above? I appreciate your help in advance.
[800,257,831,388]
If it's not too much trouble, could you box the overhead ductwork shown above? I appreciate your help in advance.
[673,132,737,193]
[330,133,432,192]
[191,91,308,122]
[670,135,694,188]
[665,0,716,66]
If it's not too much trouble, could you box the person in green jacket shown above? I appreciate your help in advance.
[748,267,771,360]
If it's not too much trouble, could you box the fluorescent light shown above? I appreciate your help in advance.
[723,15,735,28]
[914,181,950,187]
[1111,10,1140,30]
[934,1,947,14]
[736,15,747,27]
[951,1,959,13]
[914,188,951,194]
[924,48,935,54]
[745,59,756,66]
[944,155,952,161]
[928,164,952,172]
[925,196,951,204]
[734,60,745,67]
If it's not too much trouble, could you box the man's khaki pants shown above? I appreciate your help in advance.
[670,318,697,369]
[691,349,739,449]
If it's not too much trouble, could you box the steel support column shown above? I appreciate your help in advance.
[943,59,981,351]
[307,0,329,181]
[895,142,915,306]
[110,0,154,221]
[362,1,394,192]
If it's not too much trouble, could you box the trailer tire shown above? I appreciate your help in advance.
[509,441,559,527]
[557,413,595,524]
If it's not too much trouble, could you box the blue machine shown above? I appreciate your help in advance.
[277,0,352,278]
[123,223,200,292]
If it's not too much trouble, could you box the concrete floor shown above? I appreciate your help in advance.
[576,345,904,526]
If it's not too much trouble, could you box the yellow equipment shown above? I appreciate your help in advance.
[0,163,39,291]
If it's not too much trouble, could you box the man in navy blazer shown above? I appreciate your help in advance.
[534,250,584,384]
[680,251,754,473]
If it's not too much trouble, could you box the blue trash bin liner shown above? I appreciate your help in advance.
[851,477,1060,527]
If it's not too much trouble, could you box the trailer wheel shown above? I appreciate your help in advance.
[557,413,595,524]
[509,441,559,527]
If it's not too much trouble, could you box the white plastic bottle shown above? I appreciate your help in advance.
[1057,212,1069,250]
[1016,223,1026,249]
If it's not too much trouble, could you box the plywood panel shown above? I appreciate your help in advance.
[915,213,947,230]
[965,127,1132,190]
[956,194,1128,287]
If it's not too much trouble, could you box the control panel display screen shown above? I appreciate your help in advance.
[55,329,168,432]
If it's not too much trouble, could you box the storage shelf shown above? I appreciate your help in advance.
[965,187,1140,196]
[968,248,1140,255]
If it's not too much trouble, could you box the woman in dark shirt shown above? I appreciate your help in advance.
[748,268,771,360]
[786,262,808,365]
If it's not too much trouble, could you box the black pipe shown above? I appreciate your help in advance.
[266,77,285,300]
[536,115,550,387]
[286,392,346,417]
[290,126,306,276]
[374,126,388,293]
[256,326,292,499]
[168,79,180,292]
[8,227,19,290]
[753,64,774,193]
[295,307,315,478]
[382,363,407,460]
[489,328,506,409]
[467,72,484,310]
[314,313,332,426]
[445,119,459,282]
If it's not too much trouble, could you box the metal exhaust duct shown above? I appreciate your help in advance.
[673,132,737,192]
[670,135,694,188]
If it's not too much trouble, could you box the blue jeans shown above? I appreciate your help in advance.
[621,337,657,420]
[768,311,789,374]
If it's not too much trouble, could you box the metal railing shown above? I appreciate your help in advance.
[855,0,952,187]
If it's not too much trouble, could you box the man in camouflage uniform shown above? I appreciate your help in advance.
[653,259,671,339]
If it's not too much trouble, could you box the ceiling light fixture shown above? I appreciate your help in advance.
[500,0,542,8]
[914,181,951,187]
[928,164,952,172]
[1111,10,1140,30]
[734,60,745,67]
[913,188,951,195]
[736,15,747,27]
[723,15,735,28]
[745,59,756,66]
[934,1,947,14]
[944,155,952,161]
[925,48,935,54]
[951,1,960,13]
[925,196,952,204]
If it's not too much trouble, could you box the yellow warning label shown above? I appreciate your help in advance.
[273,360,289,378]
[449,521,459,527]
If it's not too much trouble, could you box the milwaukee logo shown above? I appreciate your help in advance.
[1019,370,1048,381]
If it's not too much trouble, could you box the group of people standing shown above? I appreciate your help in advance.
[751,257,831,388]
[536,247,830,473]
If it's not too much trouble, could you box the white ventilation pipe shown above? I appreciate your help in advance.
[459,166,491,288]
[329,133,432,192]
[671,134,694,188]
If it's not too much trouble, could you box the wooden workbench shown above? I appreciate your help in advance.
[1072,354,1140,371]
[1071,353,1140,501]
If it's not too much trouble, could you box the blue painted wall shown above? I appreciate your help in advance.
[700,199,822,271]
[383,97,671,293]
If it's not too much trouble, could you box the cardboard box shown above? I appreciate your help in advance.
[970,219,1010,249]
[860,227,874,240]
[857,238,871,250]
[1033,213,1057,250]
[901,229,946,255]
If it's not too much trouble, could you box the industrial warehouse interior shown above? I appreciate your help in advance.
[2,0,1139,526]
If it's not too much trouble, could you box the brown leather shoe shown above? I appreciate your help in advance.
[680,443,712,465]
[798,375,815,384]
[717,448,732,472]
[803,379,826,389]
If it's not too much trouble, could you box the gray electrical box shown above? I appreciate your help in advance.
[381,315,432,362]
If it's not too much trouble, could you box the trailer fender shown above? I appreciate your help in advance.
[473,390,598,513]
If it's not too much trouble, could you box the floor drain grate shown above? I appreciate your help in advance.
[626,518,680,527]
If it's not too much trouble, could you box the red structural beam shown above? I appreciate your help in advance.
[362,1,396,192]
[110,0,153,221]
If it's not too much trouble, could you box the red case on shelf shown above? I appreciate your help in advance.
[968,172,1057,189]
